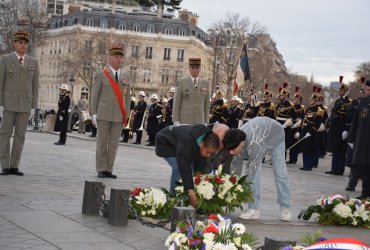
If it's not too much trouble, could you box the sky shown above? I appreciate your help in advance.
[180,0,370,85]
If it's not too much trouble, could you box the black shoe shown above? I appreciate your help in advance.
[146,143,155,146]
[345,186,355,191]
[9,168,24,176]
[82,132,86,134]
[97,171,106,178]
[300,168,312,171]
[299,168,305,170]
[325,171,333,174]
[54,141,65,145]
[132,142,141,144]
[313,164,318,168]
[1,169,10,175]
[286,161,296,164]
[105,172,117,179]
[78,132,81,134]
[120,140,128,143]
[89,134,96,137]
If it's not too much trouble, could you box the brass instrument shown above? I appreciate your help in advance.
[123,110,134,130]
[138,108,149,131]
[161,107,167,122]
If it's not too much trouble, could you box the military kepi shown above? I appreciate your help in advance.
[13,31,29,43]
[109,46,124,56]
[189,58,201,66]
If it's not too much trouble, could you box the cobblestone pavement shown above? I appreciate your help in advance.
[0,130,368,249]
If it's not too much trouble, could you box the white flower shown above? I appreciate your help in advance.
[212,242,238,250]
[175,186,184,193]
[333,203,353,218]
[232,223,246,235]
[236,184,243,192]
[354,204,369,221]
[196,180,215,200]
[151,188,167,207]
[203,232,215,242]
[233,237,241,247]
[203,240,214,250]
[292,246,306,250]
[242,244,253,250]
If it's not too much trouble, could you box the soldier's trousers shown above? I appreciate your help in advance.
[331,152,346,175]
[0,111,29,169]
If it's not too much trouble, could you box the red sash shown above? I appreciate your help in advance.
[103,67,127,125]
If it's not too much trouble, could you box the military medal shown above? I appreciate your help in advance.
[8,64,14,78]
[8,72,13,78]
[360,110,368,118]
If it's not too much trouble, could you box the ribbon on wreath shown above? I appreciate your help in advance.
[103,67,127,126]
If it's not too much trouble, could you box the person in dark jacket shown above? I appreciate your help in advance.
[155,124,220,207]
[347,80,370,199]
[132,91,147,144]
[146,94,162,146]
[226,96,243,129]
[54,84,70,145]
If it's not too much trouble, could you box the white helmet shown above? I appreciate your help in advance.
[211,93,216,98]
[169,87,175,93]
[130,97,136,102]
[139,91,145,97]
[162,98,168,103]
[231,96,239,101]
[59,84,68,91]
[151,94,158,100]
[238,97,243,104]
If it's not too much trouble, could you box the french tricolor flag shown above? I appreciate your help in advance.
[306,238,370,250]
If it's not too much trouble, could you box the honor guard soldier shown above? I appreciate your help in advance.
[172,58,210,125]
[165,87,175,126]
[54,84,71,145]
[210,89,229,124]
[0,31,39,176]
[295,86,324,171]
[91,45,131,179]
[132,91,147,144]
[242,90,258,124]
[316,87,329,162]
[287,87,306,164]
[157,98,168,131]
[256,84,276,119]
[226,96,243,128]
[347,79,370,199]
[325,76,352,175]
[120,96,136,142]
[146,94,162,146]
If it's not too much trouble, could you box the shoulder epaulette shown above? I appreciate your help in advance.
[317,107,324,117]
[256,101,262,107]
[270,103,276,111]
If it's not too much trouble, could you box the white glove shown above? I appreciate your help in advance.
[174,121,180,126]
[92,114,97,127]
[68,109,71,113]
[304,132,311,138]
[294,132,300,139]
[282,119,293,128]
[318,123,326,132]
[29,108,35,121]
[292,119,302,129]
[0,106,4,119]
[348,143,354,149]
[342,131,348,140]
[59,116,63,121]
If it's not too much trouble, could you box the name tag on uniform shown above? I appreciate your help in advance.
[200,87,207,92]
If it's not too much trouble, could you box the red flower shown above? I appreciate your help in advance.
[188,238,202,246]
[208,214,218,221]
[229,176,237,184]
[130,187,142,197]
[205,175,210,182]
[203,223,219,234]
[215,176,224,185]
[194,174,201,185]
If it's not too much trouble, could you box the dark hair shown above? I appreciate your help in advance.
[202,131,220,149]
[223,129,246,150]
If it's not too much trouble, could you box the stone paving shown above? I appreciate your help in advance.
[0,129,368,249]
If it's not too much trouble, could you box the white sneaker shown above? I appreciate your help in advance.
[239,209,260,219]
[280,208,292,221]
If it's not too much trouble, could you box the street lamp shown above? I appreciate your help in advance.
[69,75,75,99]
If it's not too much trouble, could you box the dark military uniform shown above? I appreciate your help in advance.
[132,99,147,144]
[165,97,174,126]
[316,103,329,163]
[348,94,370,198]
[226,105,242,129]
[55,93,70,144]
[146,102,163,146]
[242,103,258,124]
[276,99,296,152]
[209,98,228,124]
[121,100,135,142]
[327,96,352,175]
[256,102,276,119]
[299,105,323,170]
[288,103,305,163]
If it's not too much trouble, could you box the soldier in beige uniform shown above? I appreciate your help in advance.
[0,31,39,176]
[172,58,210,125]
[91,46,130,178]
[77,93,89,133]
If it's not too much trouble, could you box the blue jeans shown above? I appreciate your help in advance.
[249,141,291,209]
[165,157,180,194]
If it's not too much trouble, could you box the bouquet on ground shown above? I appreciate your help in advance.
[129,187,176,219]
[165,214,259,250]
[299,194,370,228]
[175,166,253,214]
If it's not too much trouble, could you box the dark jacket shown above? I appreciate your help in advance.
[299,105,323,154]
[348,95,370,170]
[206,148,233,174]
[132,100,147,130]
[155,124,210,190]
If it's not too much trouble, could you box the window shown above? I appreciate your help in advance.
[177,49,184,62]
[175,70,183,82]
[179,29,186,36]
[83,63,91,78]
[118,21,126,30]
[131,45,139,58]
[165,27,173,35]
[133,23,140,32]
[163,48,171,61]
[85,40,92,52]
[64,20,68,27]
[74,18,78,25]
[143,67,151,83]
[100,19,108,28]
[145,46,153,59]
[98,41,107,55]
[147,24,155,33]
[86,18,94,27]
[130,66,137,83]
[161,69,170,84]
